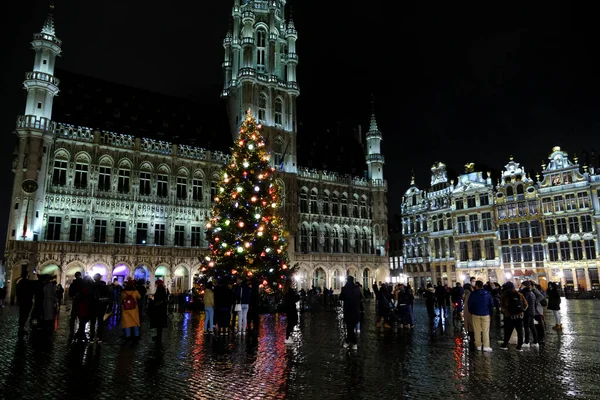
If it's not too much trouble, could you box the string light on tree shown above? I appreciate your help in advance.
[203,109,294,289]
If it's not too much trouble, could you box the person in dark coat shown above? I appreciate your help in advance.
[247,278,260,331]
[149,279,168,342]
[424,283,436,321]
[68,271,83,341]
[435,281,447,318]
[214,280,234,336]
[283,279,299,344]
[90,273,110,342]
[16,272,34,336]
[339,276,361,349]
[547,282,562,330]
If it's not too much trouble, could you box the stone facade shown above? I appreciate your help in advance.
[4,3,389,300]
[399,150,600,291]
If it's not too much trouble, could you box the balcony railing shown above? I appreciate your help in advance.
[25,71,60,86]
[16,115,55,131]
[32,32,62,47]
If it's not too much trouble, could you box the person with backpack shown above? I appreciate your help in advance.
[90,273,110,343]
[499,281,528,351]
[121,277,142,343]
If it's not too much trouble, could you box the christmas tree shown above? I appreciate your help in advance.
[203,110,292,290]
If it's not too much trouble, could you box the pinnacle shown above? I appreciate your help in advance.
[41,3,56,36]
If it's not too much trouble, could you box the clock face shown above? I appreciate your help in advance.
[22,179,38,193]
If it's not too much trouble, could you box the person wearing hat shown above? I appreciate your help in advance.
[339,276,362,349]
[499,281,528,351]
[120,277,142,343]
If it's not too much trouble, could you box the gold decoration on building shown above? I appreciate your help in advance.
[464,162,475,173]
[552,146,561,152]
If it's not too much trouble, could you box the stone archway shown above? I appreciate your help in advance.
[173,265,190,294]
[134,265,151,285]
[312,267,326,291]
[112,264,131,285]
[362,268,372,289]
[89,263,109,282]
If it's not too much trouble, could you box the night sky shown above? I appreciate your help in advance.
[1,1,599,254]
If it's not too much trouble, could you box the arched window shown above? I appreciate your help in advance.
[332,228,340,252]
[258,94,267,121]
[74,160,89,189]
[342,228,349,252]
[354,228,360,253]
[360,197,367,218]
[362,269,370,289]
[274,137,284,168]
[117,163,131,194]
[341,194,349,217]
[310,226,319,252]
[506,186,514,197]
[332,193,339,215]
[352,195,359,218]
[361,230,369,254]
[310,189,318,213]
[516,184,524,195]
[256,29,267,72]
[299,226,308,253]
[299,188,308,213]
[275,98,283,125]
[333,270,340,290]
[323,227,331,252]
[323,191,330,215]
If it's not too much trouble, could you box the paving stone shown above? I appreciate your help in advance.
[0,299,599,399]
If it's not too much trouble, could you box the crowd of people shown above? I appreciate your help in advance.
[7,268,566,355]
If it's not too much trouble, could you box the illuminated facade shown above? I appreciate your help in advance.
[495,158,545,286]
[397,148,600,291]
[538,147,599,290]
[400,176,429,288]
[4,2,389,301]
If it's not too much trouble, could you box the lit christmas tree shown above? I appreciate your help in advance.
[204,110,292,290]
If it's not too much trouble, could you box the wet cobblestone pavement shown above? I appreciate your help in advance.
[1,299,600,400]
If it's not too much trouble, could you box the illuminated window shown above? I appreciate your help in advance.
[275,98,283,125]
[258,94,267,121]
[52,160,67,186]
[74,163,88,189]
[577,192,590,209]
[256,29,266,72]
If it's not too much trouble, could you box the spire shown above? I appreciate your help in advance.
[41,1,56,36]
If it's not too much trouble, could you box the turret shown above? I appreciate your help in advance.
[366,108,384,183]
[222,0,298,173]
[9,2,61,243]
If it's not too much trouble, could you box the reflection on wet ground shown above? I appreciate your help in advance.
[1,299,599,399]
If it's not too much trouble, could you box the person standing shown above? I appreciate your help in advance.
[435,281,447,318]
[463,283,475,345]
[16,272,34,336]
[339,276,362,349]
[68,271,83,341]
[136,279,147,322]
[120,277,142,343]
[424,283,436,321]
[90,273,110,343]
[467,280,494,352]
[283,279,299,344]
[203,281,215,334]
[547,282,562,331]
[109,277,122,318]
[499,281,528,351]
[0,285,7,308]
[520,281,538,348]
[55,284,64,306]
[247,278,260,332]
[214,280,234,336]
[235,279,251,335]
[149,279,168,342]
